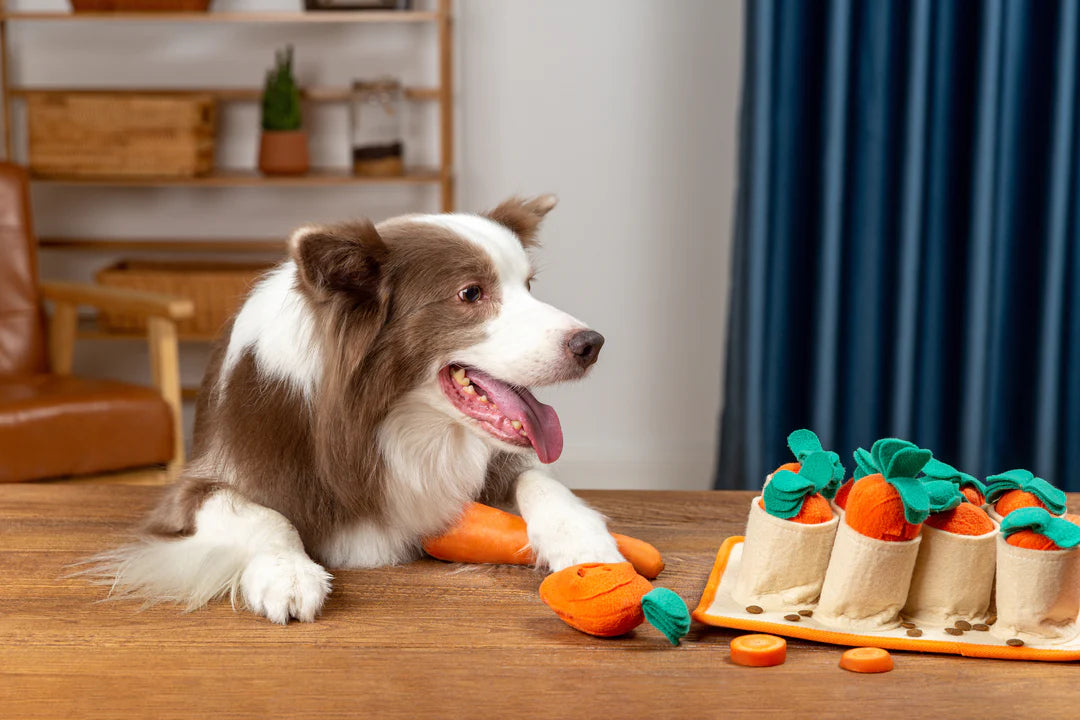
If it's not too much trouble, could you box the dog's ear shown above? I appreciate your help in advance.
[486,194,558,247]
[289,220,389,305]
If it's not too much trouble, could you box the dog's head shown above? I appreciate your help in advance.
[289,195,602,465]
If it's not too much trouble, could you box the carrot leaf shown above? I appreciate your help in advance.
[641,588,691,645]
[853,447,877,479]
[786,429,846,498]
[922,458,986,495]
[924,479,964,514]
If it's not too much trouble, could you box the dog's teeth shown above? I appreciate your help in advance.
[478,395,489,403]
[452,367,470,386]
[511,420,522,430]
[462,384,476,395]
[519,430,528,437]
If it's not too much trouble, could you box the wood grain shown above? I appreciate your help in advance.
[1,486,1077,720]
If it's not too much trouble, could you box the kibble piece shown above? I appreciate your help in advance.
[746,605,764,615]
[798,609,813,617]
[784,614,801,622]
[972,623,990,632]
[900,621,916,629]
[945,627,964,636]
[906,628,923,637]
[1006,638,1025,647]
[954,620,972,631]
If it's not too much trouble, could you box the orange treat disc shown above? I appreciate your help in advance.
[539,562,653,637]
[1005,530,1061,551]
[925,502,995,536]
[994,489,1047,518]
[833,479,854,509]
[844,475,921,541]
[840,647,894,673]
[730,634,787,667]
[960,486,986,506]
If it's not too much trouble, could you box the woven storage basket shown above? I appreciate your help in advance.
[95,261,272,336]
[28,92,216,178]
[71,0,212,11]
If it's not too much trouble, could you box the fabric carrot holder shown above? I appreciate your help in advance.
[984,469,1067,522]
[921,457,988,506]
[815,440,930,631]
[992,508,1080,644]
[732,452,839,611]
[902,481,997,626]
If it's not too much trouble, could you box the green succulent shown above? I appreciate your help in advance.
[262,45,302,131]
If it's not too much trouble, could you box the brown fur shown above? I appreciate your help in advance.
[486,195,557,247]
[142,476,227,538]
[158,218,511,555]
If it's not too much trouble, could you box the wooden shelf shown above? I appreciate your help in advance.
[30,167,443,187]
[40,237,287,253]
[11,86,441,102]
[0,11,438,23]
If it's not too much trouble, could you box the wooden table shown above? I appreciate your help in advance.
[2,485,1077,719]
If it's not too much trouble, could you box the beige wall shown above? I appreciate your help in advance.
[12,0,743,489]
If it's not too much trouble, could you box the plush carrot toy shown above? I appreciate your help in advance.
[760,450,836,524]
[844,439,932,541]
[833,445,878,510]
[1000,507,1080,550]
[774,429,847,500]
[538,563,691,643]
[921,458,988,506]
[423,502,665,579]
[984,469,1067,519]
[922,480,994,536]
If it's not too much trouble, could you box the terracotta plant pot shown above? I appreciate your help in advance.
[258,130,309,176]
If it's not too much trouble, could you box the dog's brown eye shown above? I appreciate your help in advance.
[458,285,482,303]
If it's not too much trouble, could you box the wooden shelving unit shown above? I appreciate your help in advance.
[1,2,455,401]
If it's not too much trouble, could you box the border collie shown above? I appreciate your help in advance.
[93,195,625,623]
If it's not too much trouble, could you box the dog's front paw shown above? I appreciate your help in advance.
[528,518,625,573]
[240,552,333,624]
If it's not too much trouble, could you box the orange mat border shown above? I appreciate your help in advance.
[692,536,1080,662]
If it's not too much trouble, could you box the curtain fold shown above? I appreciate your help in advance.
[718,0,1080,490]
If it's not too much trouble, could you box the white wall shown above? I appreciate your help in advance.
[13,0,742,490]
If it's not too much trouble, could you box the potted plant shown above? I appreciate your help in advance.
[259,46,309,176]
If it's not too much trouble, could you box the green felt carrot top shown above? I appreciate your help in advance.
[984,469,1067,516]
[786,429,846,499]
[921,458,987,495]
[763,451,835,519]
[1000,507,1080,548]
[641,588,691,645]
[852,438,932,525]
[923,479,965,514]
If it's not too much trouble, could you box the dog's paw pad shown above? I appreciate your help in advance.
[240,553,333,624]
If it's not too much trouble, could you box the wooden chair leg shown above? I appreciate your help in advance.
[148,316,185,476]
[48,301,78,375]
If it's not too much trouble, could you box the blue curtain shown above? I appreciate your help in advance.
[718,0,1080,491]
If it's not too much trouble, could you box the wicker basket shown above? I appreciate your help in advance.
[28,92,216,178]
[95,261,272,336]
[71,0,212,11]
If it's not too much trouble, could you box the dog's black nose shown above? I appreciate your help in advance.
[567,330,605,369]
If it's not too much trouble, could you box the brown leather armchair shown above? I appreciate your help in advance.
[0,163,193,483]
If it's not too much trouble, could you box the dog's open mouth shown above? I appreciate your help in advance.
[439,364,564,464]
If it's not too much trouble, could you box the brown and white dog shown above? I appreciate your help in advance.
[93,195,626,623]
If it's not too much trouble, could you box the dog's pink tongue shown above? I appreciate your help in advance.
[468,370,564,464]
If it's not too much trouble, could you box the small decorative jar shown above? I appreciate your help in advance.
[349,78,404,177]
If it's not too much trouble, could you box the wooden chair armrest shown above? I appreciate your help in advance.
[39,281,195,321]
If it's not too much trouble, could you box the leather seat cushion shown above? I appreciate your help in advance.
[0,375,173,482]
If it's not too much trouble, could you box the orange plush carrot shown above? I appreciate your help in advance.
[844,440,931,542]
[921,458,987,506]
[1000,507,1080,550]
[781,429,847,499]
[539,562,653,637]
[833,479,854,509]
[760,451,836,524]
[985,470,1067,518]
[423,502,665,579]
[921,480,994,535]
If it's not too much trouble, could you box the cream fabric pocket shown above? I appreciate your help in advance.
[991,536,1080,644]
[902,524,997,626]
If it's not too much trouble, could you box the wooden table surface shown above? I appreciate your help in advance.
[1,485,1078,720]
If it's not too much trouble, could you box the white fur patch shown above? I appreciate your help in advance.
[82,491,332,624]
[221,261,323,398]
[514,469,624,571]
